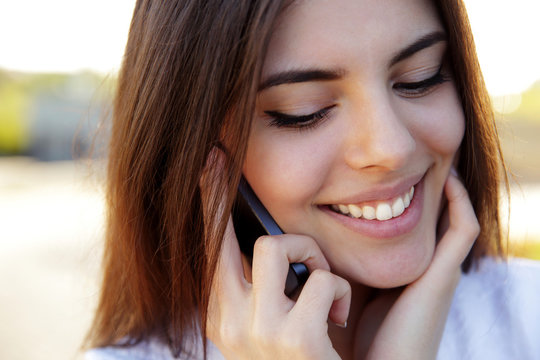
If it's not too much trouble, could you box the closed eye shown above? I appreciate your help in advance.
[393,66,449,97]
[264,104,336,129]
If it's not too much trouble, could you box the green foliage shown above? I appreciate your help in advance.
[0,78,29,153]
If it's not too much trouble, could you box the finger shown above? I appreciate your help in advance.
[251,234,330,306]
[424,172,479,282]
[292,269,351,328]
[213,216,250,295]
[368,173,478,359]
[207,216,252,343]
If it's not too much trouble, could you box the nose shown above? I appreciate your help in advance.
[343,91,416,172]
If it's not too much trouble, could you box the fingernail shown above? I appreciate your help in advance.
[450,166,458,177]
[335,321,347,329]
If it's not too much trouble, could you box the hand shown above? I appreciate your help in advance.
[207,220,352,359]
[202,149,351,360]
[360,170,480,359]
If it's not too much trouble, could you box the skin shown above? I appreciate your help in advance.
[247,0,464,288]
[205,0,480,358]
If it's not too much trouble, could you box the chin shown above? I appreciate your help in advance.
[342,238,435,289]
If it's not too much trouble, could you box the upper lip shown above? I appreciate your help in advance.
[326,173,424,205]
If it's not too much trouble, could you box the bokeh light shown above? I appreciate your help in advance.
[0,0,135,74]
[0,2,539,359]
[464,0,540,96]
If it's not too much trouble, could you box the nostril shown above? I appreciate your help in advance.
[342,95,416,171]
[344,130,416,171]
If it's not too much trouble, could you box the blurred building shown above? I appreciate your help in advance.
[0,69,110,161]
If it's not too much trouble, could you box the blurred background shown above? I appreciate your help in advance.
[1,0,539,359]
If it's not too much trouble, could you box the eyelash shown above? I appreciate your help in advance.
[265,104,336,130]
[393,66,449,97]
[264,66,449,129]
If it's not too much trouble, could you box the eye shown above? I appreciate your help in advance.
[393,66,450,97]
[264,104,336,130]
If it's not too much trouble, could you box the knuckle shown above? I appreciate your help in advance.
[454,185,469,201]
[295,233,316,246]
[309,268,333,285]
[340,277,352,293]
[471,221,481,236]
[464,218,481,237]
[254,235,281,257]
[449,182,471,208]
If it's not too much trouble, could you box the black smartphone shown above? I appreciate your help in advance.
[232,176,309,297]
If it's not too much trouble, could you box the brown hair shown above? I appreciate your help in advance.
[86,0,506,356]
[437,0,508,267]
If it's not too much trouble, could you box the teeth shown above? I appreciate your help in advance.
[403,192,410,207]
[331,185,415,221]
[376,203,392,221]
[391,197,405,217]
[338,204,350,215]
[362,205,376,220]
[348,204,362,218]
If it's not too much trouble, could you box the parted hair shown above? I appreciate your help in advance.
[86,0,507,356]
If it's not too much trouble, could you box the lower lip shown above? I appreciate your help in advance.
[321,177,424,239]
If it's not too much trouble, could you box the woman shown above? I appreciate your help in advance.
[86,0,540,359]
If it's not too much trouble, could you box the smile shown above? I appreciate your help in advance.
[321,175,425,239]
[330,186,415,221]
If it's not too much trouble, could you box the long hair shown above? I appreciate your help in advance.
[437,0,507,268]
[86,0,506,356]
[85,0,286,355]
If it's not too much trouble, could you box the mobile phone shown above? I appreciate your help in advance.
[232,176,309,297]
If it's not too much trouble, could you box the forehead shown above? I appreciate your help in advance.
[262,0,444,76]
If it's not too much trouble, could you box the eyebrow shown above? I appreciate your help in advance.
[258,30,447,92]
[258,68,346,91]
[389,31,447,67]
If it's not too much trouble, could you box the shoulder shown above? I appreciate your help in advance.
[455,256,540,296]
[85,338,175,360]
[86,336,224,360]
[438,257,540,360]
[455,256,540,311]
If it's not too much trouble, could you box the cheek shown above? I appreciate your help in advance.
[244,127,336,218]
[413,85,465,156]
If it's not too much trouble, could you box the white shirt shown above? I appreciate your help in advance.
[86,257,540,360]
[438,257,540,359]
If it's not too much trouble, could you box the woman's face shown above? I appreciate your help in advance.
[243,0,465,288]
